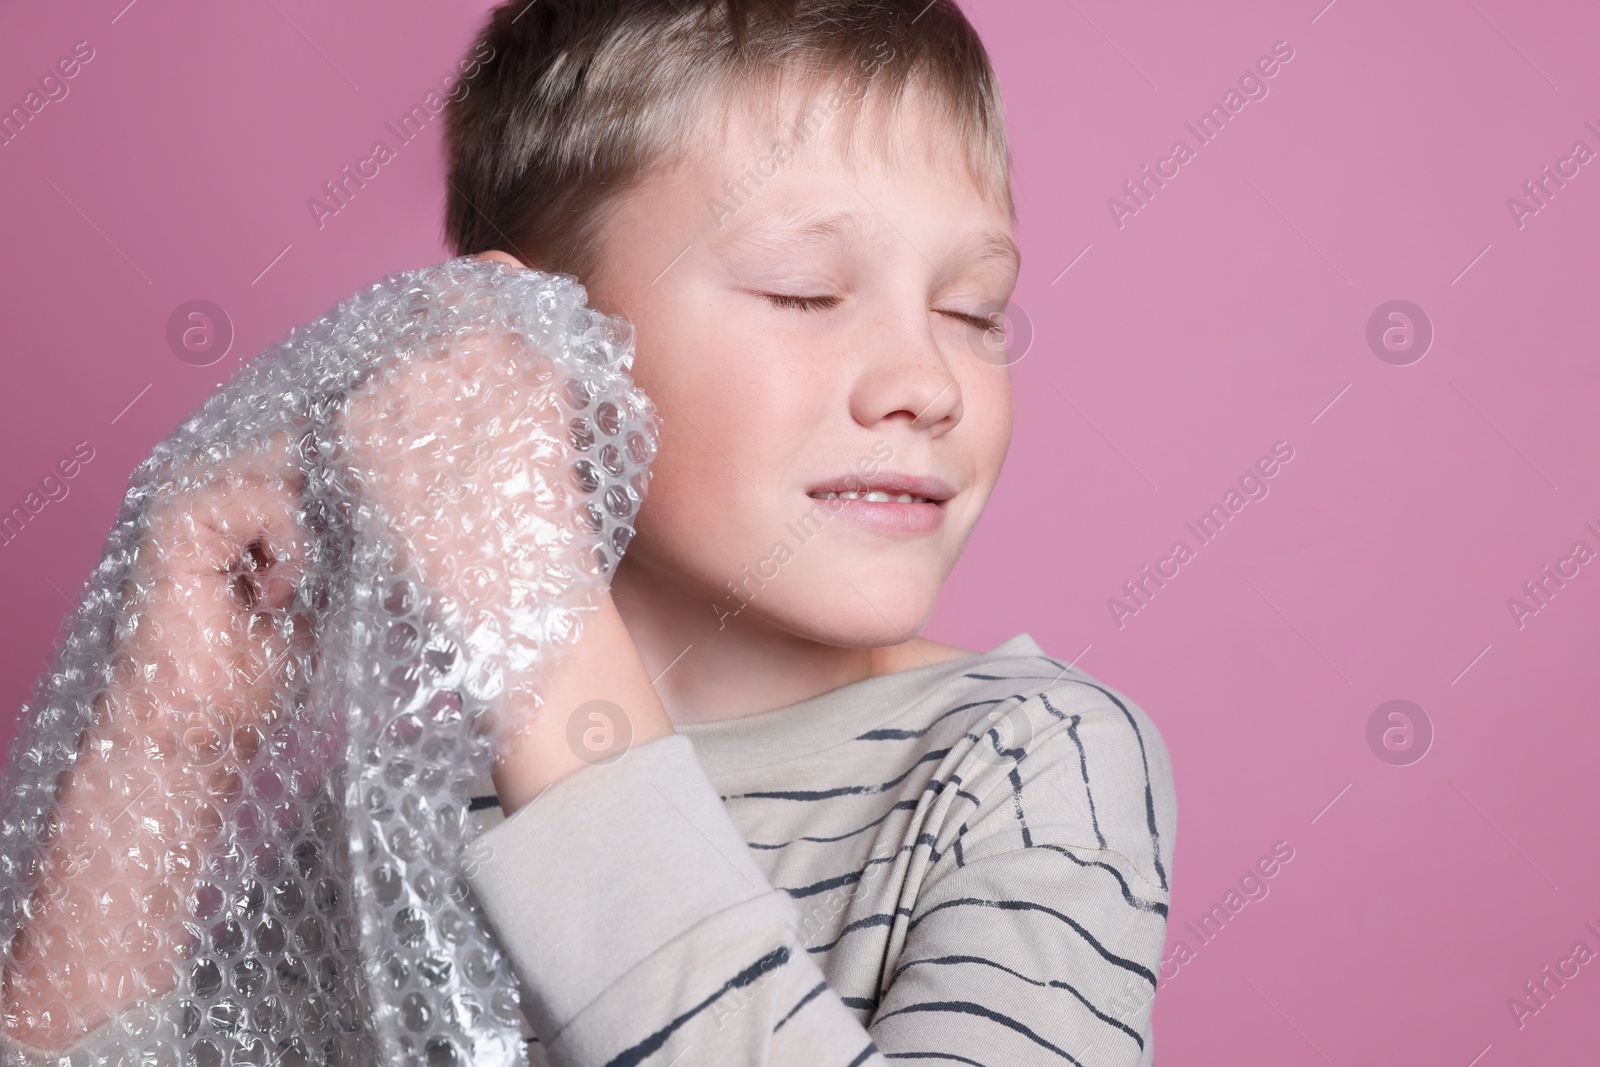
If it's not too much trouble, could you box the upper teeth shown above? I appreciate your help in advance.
[812,491,931,503]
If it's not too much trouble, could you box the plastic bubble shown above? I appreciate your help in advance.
[0,257,656,1061]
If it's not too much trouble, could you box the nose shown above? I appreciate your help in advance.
[849,307,964,437]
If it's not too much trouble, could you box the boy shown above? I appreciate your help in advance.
[447,2,1175,1065]
[2,2,1175,1064]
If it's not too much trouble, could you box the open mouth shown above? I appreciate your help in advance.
[801,473,953,536]
[808,490,938,503]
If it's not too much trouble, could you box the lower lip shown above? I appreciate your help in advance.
[807,495,946,536]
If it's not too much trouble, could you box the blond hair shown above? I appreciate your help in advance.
[443,0,1012,286]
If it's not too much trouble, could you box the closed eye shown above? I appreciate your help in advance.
[763,292,999,332]
[763,293,841,313]
[943,309,1000,332]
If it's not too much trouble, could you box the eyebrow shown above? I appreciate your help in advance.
[716,206,1021,279]
[716,207,873,256]
[949,230,1022,283]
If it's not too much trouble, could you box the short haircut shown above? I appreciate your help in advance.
[443,0,1012,287]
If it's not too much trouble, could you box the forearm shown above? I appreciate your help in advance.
[491,590,675,813]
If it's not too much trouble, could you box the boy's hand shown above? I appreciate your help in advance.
[341,318,563,629]
[338,289,673,810]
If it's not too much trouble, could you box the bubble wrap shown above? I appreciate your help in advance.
[0,257,658,1064]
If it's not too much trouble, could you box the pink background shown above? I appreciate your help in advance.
[2,1,1596,1062]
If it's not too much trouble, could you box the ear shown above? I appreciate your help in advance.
[474,250,526,268]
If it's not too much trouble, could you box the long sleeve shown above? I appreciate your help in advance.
[462,733,883,1066]
[462,667,1177,1067]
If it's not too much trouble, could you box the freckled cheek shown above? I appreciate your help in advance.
[630,421,789,579]
[652,331,816,460]
[630,347,806,545]
[956,371,1014,495]
[984,389,1015,467]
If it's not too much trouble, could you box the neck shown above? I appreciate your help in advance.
[608,555,895,725]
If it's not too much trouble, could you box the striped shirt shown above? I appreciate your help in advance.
[464,632,1178,1066]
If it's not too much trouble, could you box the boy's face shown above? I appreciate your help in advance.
[589,83,1018,647]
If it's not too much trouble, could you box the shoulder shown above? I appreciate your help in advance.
[1027,664,1176,829]
[1028,669,1176,879]
[915,641,1175,892]
[950,638,1173,793]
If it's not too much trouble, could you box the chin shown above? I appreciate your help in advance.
[771,605,933,649]
[758,567,941,649]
